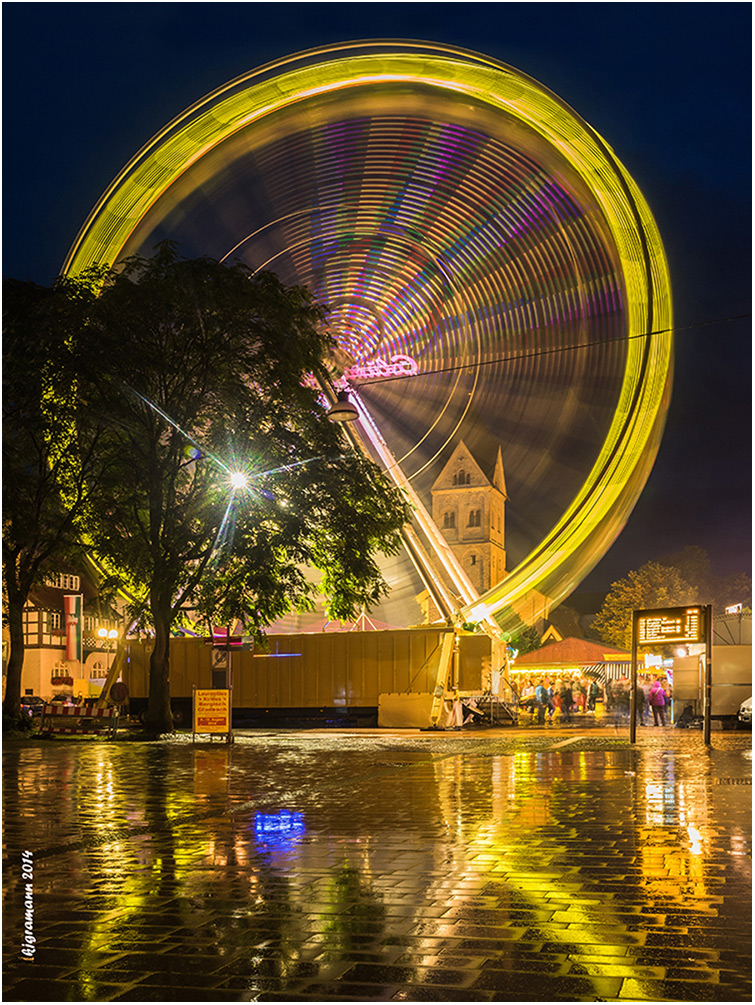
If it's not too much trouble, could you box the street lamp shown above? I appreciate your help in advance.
[97,628,119,673]
[327,391,359,422]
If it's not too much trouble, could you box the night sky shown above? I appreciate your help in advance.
[3,3,751,596]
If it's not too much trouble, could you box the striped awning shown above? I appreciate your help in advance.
[584,662,635,682]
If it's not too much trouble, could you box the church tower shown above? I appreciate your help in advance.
[430,441,508,594]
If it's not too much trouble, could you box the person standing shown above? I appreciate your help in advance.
[587,678,600,712]
[552,680,563,719]
[641,676,651,723]
[634,679,646,726]
[616,675,631,720]
[521,681,536,718]
[546,681,555,723]
[559,679,573,723]
[534,679,548,724]
[649,677,667,726]
[575,677,587,713]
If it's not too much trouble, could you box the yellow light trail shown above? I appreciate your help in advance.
[62,44,672,627]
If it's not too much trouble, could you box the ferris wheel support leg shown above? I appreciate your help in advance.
[321,380,474,618]
[401,525,457,623]
[429,631,456,728]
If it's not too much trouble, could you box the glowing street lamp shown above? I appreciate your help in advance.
[230,472,247,490]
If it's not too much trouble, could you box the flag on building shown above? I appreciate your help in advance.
[64,594,82,663]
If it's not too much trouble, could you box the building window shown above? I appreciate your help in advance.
[22,611,40,646]
[443,512,456,529]
[45,573,80,592]
[46,611,62,631]
[470,554,477,566]
[453,470,471,485]
[468,509,481,527]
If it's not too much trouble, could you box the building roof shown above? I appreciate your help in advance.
[512,636,630,667]
[431,440,507,497]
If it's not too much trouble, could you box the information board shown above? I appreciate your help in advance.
[635,606,705,646]
[193,688,231,734]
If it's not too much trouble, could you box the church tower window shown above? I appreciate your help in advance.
[468,509,481,527]
[443,512,456,529]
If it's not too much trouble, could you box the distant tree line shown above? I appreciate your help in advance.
[591,546,751,650]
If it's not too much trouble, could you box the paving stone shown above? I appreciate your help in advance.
[618,976,751,1001]
[110,987,241,1002]
[2,729,751,1001]
[4,977,130,1001]
[473,971,623,997]
[392,988,495,1001]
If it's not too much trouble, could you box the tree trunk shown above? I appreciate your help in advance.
[2,577,26,721]
[146,598,174,735]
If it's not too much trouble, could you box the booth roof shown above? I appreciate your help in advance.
[512,636,630,667]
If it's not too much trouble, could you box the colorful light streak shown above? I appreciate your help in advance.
[62,43,672,625]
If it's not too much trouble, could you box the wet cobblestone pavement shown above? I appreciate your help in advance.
[3,728,751,1001]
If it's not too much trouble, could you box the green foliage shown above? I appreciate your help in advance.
[2,276,104,717]
[3,279,86,578]
[657,546,711,593]
[63,245,410,729]
[658,546,751,613]
[592,561,696,650]
[496,611,542,655]
[592,549,752,653]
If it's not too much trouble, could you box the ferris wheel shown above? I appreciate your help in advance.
[63,42,672,632]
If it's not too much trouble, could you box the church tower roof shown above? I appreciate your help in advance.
[492,446,507,497]
[431,440,506,497]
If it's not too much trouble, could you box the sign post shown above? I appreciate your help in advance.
[703,605,713,747]
[630,616,638,744]
[192,687,232,743]
[631,605,709,744]
[198,623,254,743]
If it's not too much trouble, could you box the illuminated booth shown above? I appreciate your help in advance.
[509,637,632,684]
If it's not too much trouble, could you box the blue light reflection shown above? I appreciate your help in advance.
[254,810,306,847]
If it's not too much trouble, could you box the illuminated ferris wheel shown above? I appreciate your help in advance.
[63,42,672,632]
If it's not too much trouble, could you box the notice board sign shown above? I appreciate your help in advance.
[193,687,231,742]
[635,606,706,646]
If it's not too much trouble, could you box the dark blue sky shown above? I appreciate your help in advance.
[3,3,751,593]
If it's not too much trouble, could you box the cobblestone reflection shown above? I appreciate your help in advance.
[2,732,751,1001]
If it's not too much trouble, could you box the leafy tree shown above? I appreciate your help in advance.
[2,277,105,722]
[71,245,410,734]
[591,561,695,650]
[497,613,542,656]
[657,546,711,595]
[658,546,751,612]
[714,572,752,612]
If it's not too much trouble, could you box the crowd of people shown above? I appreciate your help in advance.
[514,673,672,726]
